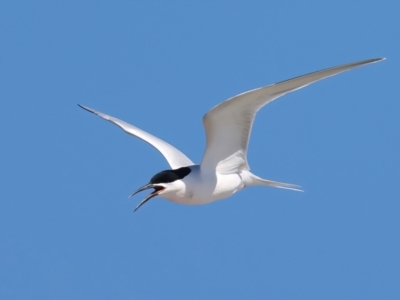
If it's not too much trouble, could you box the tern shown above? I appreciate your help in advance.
[79,58,384,211]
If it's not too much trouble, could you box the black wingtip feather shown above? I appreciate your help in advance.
[77,104,95,114]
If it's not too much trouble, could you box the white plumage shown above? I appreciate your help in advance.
[79,58,384,211]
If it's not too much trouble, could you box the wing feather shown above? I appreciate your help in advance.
[78,105,194,169]
[201,58,384,173]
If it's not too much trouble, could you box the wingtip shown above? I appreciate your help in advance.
[368,57,386,64]
[77,104,95,114]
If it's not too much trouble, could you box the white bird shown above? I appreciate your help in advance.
[79,58,384,211]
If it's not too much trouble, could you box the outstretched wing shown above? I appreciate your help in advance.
[201,58,384,174]
[78,105,194,169]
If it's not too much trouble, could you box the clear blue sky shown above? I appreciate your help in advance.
[1,1,399,299]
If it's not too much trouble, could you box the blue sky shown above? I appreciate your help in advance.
[1,1,399,299]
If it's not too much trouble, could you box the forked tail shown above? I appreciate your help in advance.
[245,172,303,192]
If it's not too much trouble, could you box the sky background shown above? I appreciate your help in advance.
[1,1,399,299]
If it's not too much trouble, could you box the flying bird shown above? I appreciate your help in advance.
[79,58,384,211]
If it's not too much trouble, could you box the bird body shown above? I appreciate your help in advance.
[158,165,244,205]
[79,58,384,211]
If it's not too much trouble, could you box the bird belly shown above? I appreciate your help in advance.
[162,172,244,205]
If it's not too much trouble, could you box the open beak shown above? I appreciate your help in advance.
[129,184,165,212]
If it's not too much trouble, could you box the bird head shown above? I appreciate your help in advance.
[130,167,192,212]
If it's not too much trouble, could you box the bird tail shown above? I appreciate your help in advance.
[245,172,303,192]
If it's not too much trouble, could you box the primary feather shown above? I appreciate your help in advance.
[201,58,384,174]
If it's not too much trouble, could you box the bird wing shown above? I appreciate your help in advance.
[78,105,194,169]
[201,58,384,174]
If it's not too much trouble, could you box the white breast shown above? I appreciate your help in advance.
[161,165,245,205]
